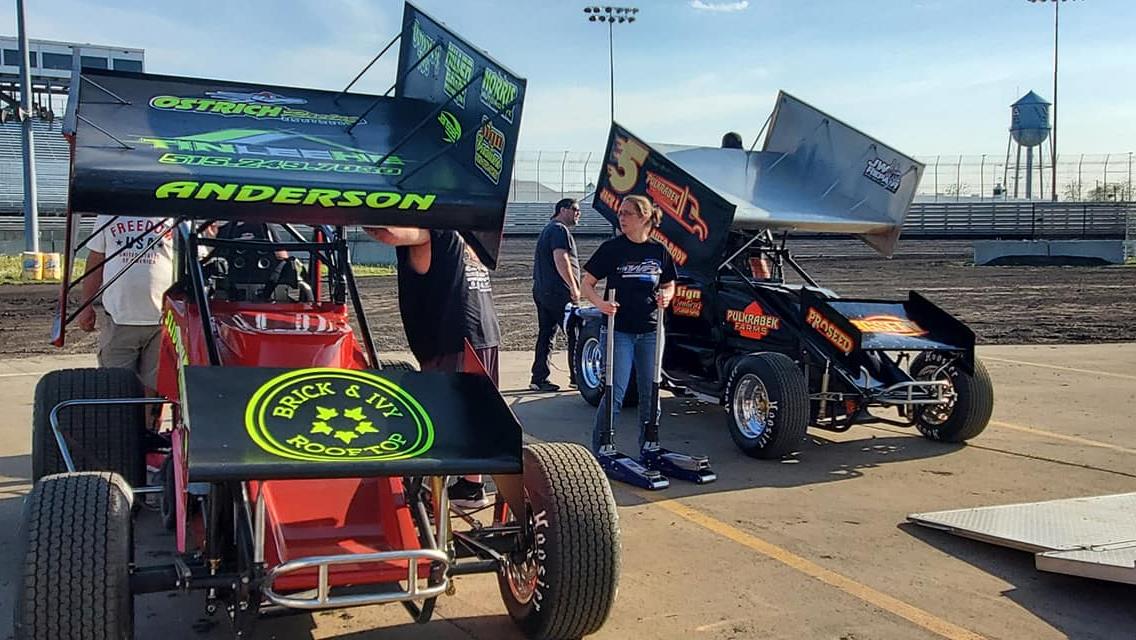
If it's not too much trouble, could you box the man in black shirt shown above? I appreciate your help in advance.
[365,226,500,507]
[529,198,582,392]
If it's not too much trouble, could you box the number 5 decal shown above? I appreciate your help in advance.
[607,135,649,195]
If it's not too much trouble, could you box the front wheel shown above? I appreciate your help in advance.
[910,353,993,442]
[725,353,809,459]
[15,472,134,640]
[498,443,621,640]
[573,320,636,408]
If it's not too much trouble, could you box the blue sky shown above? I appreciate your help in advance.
[6,0,1135,156]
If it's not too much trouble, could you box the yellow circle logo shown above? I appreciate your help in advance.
[245,368,434,462]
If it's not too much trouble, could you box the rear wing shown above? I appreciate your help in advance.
[593,92,924,275]
[62,2,524,269]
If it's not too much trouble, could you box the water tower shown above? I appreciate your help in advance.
[1003,91,1051,199]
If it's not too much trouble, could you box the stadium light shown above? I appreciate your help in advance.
[583,5,641,123]
[1027,0,1080,201]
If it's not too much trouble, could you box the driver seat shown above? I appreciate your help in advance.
[206,222,312,302]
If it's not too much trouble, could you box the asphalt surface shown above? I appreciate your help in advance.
[1,345,1134,639]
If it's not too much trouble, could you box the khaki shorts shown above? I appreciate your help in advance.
[97,308,162,390]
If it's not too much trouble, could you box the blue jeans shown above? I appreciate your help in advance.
[592,329,662,453]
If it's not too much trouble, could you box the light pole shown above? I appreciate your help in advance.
[583,6,639,123]
[1027,0,1078,202]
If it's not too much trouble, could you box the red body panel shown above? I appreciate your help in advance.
[159,291,421,588]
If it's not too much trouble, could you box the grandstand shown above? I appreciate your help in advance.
[0,118,69,215]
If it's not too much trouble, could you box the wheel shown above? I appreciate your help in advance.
[32,368,146,486]
[909,353,993,442]
[378,359,418,372]
[725,353,809,459]
[15,472,134,640]
[573,321,636,408]
[498,443,621,640]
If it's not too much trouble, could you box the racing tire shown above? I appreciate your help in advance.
[498,443,621,640]
[573,320,637,408]
[725,353,809,459]
[378,359,418,372]
[909,353,993,442]
[32,368,146,487]
[14,472,134,640]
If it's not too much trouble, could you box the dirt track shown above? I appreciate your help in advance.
[2,238,1134,358]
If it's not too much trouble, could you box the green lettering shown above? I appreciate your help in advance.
[194,99,217,111]
[155,181,199,199]
[196,142,235,154]
[287,434,309,446]
[273,406,294,419]
[235,184,276,202]
[302,189,340,207]
[196,182,238,200]
[139,137,172,150]
[214,102,235,114]
[339,191,365,207]
[150,96,181,109]
[365,192,400,209]
[272,186,306,205]
[400,193,436,210]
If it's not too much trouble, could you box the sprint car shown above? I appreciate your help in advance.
[17,5,620,639]
[573,95,993,458]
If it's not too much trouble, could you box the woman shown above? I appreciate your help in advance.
[581,195,676,454]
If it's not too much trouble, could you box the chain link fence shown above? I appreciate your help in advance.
[507,150,1136,204]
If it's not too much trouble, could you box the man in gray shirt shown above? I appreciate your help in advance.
[529,198,581,391]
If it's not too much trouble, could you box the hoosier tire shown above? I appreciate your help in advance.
[32,368,146,486]
[725,353,809,459]
[910,353,994,442]
[498,443,621,640]
[573,320,637,408]
[15,472,134,640]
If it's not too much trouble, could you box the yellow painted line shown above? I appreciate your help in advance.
[983,356,1136,382]
[645,496,987,640]
[991,420,1136,455]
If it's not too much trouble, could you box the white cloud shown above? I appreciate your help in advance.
[689,1,750,13]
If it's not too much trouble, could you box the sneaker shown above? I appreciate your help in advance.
[528,381,561,392]
[447,478,490,509]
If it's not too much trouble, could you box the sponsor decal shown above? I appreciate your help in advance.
[649,228,689,266]
[849,314,927,336]
[474,116,505,184]
[204,90,307,105]
[444,42,474,108]
[149,94,361,127]
[245,368,434,462]
[141,129,405,176]
[863,157,902,193]
[411,20,442,78]
[645,170,709,241]
[154,181,436,211]
[438,111,462,143]
[479,68,519,124]
[726,302,781,340]
[672,286,703,318]
[606,135,649,194]
[806,307,854,354]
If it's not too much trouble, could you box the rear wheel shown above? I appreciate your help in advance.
[15,472,134,640]
[725,353,809,459]
[498,443,621,640]
[573,321,636,408]
[32,368,146,486]
[910,353,993,442]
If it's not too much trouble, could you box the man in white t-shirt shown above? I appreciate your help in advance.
[78,215,175,396]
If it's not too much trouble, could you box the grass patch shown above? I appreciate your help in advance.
[352,264,396,277]
[0,255,85,285]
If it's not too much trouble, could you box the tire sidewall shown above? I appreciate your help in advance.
[725,357,784,452]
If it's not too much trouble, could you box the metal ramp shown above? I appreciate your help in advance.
[908,493,1136,585]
